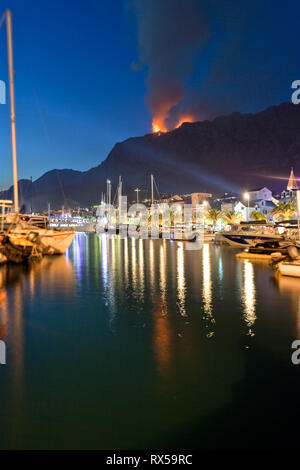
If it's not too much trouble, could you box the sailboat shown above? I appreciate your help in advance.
[0,10,74,255]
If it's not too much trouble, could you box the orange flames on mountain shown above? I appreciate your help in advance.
[152,119,167,133]
[152,115,194,133]
[175,115,194,128]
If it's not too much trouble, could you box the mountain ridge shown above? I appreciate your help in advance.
[1,102,299,210]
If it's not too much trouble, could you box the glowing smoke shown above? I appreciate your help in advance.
[132,0,209,132]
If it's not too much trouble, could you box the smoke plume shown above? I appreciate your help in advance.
[132,0,209,132]
[131,0,298,132]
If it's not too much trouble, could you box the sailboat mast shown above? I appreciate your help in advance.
[297,190,300,240]
[150,174,154,205]
[118,176,122,208]
[6,10,19,213]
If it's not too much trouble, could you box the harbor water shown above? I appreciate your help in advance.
[0,233,300,449]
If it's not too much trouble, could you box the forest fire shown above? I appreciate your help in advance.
[152,119,167,133]
[175,115,194,128]
[152,115,194,133]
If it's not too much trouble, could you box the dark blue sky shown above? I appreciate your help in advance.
[0,0,299,188]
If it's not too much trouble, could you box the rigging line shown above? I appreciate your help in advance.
[112,184,118,205]
[0,11,6,31]
[153,176,161,200]
[34,90,67,207]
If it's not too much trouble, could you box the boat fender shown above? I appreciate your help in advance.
[271,252,282,259]
[287,245,299,260]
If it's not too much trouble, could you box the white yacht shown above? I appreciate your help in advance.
[216,223,283,247]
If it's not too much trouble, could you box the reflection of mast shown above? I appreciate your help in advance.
[6,10,19,213]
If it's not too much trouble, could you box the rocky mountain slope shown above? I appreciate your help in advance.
[1,102,299,210]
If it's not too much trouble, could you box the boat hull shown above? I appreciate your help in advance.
[9,228,75,255]
[39,231,75,254]
[221,233,282,247]
[278,262,300,278]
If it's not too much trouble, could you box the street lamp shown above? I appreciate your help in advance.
[244,192,250,221]
[134,188,140,204]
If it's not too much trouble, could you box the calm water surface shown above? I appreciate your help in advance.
[0,233,300,449]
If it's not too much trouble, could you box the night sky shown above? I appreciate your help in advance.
[0,0,299,188]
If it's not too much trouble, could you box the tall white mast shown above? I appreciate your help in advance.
[6,10,19,213]
[297,190,300,240]
[118,175,122,208]
[150,174,154,205]
[106,179,111,206]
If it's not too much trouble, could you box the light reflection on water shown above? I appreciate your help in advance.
[176,242,186,317]
[0,233,300,449]
[242,260,257,335]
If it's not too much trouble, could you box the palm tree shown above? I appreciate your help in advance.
[222,210,243,224]
[271,201,296,221]
[205,208,221,226]
[250,210,267,222]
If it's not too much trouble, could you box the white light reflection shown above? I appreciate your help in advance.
[149,239,155,294]
[101,233,108,289]
[131,237,137,291]
[123,237,129,289]
[242,260,257,335]
[159,244,167,314]
[138,239,145,299]
[177,242,187,317]
[202,243,215,337]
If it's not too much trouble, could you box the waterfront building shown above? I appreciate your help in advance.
[234,201,256,221]
[248,187,273,202]
[253,199,276,220]
[281,167,298,202]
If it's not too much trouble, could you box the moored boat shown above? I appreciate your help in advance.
[236,239,297,260]
[0,11,75,258]
[0,233,42,263]
[219,223,283,247]
[8,223,74,255]
[278,261,300,278]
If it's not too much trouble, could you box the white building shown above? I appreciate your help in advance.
[281,168,298,202]
[248,187,273,202]
[253,199,276,220]
[234,201,256,221]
